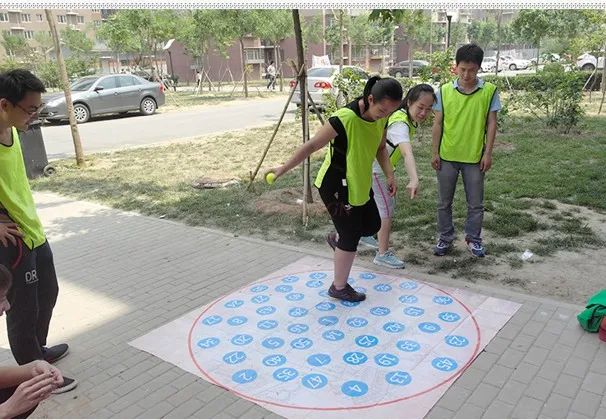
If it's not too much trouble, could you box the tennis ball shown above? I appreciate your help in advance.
[266,172,276,184]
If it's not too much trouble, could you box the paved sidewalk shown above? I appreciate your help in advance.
[0,192,604,419]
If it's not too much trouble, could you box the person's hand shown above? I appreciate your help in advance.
[0,222,22,247]
[387,174,398,197]
[406,180,419,199]
[1,373,55,418]
[31,360,63,387]
[480,153,492,173]
[431,154,441,170]
[263,167,283,183]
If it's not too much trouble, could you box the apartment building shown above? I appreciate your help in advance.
[0,8,103,58]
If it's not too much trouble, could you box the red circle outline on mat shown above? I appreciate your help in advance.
[187,269,482,411]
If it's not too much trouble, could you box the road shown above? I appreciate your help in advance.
[42,96,297,160]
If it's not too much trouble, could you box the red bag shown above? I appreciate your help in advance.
[599,317,606,343]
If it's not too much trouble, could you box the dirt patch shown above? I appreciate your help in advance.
[252,187,327,217]
[494,141,516,152]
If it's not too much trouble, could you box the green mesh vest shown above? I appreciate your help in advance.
[0,128,46,249]
[439,82,496,163]
[314,106,388,206]
[387,109,416,170]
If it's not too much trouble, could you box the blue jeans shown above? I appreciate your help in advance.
[436,160,485,244]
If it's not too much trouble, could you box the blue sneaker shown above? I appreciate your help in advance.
[467,240,486,257]
[433,240,451,256]
[373,251,405,269]
[359,236,379,249]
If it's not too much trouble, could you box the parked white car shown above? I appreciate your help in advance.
[577,52,605,71]
[289,65,370,107]
[481,57,506,72]
[501,55,531,71]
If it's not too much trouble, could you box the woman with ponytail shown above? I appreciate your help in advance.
[265,76,403,302]
[361,84,437,269]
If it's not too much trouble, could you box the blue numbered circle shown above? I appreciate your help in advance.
[309,272,328,280]
[374,353,400,367]
[399,295,419,304]
[347,317,368,328]
[432,357,459,372]
[256,306,277,316]
[231,334,254,346]
[232,369,257,384]
[250,285,269,293]
[302,374,328,390]
[290,337,313,350]
[275,284,293,293]
[359,273,377,280]
[341,380,369,397]
[262,354,287,367]
[433,295,454,305]
[262,337,284,349]
[273,367,299,382]
[224,300,244,308]
[197,337,220,349]
[374,284,392,292]
[318,316,339,327]
[341,300,361,307]
[315,302,336,311]
[322,330,345,341]
[343,352,368,365]
[438,312,462,323]
[445,335,470,348]
[385,371,412,386]
[399,281,418,290]
[307,353,331,367]
[396,340,421,352]
[318,290,329,298]
[383,322,405,333]
[223,351,247,365]
[370,306,391,316]
[257,320,279,330]
[250,295,270,305]
[281,276,299,283]
[201,315,223,326]
[288,323,309,334]
[355,335,379,348]
[354,286,367,293]
[227,316,248,326]
[419,322,442,333]
[289,307,309,318]
[403,306,425,317]
[347,277,355,284]
[306,280,324,288]
[286,293,305,301]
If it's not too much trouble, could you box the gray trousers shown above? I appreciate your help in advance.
[436,159,485,244]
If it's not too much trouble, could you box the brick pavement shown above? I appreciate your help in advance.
[0,192,604,419]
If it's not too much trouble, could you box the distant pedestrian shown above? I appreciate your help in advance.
[266,61,276,91]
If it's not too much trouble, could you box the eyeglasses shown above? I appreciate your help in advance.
[12,102,45,117]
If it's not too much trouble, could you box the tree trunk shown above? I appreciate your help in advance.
[495,9,502,76]
[598,41,606,115]
[239,38,248,98]
[408,41,413,78]
[365,44,370,70]
[45,9,85,167]
[348,37,352,66]
[293,10,313,211]
[339,9,344,72]
[277,44,284,92]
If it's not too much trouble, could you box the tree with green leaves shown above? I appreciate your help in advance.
[257,10,294,91]
[96,11,139,72]
[396,10,430,77]
[1,33,31,60]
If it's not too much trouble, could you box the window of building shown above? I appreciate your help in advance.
[36,14,43,22]
[0,13,8,22]
[77,16,84,24]
[20,14,31,23]
[57,15,66,23]
[24,30,34,39]
[92,9,100,12]
[245,49,261,61]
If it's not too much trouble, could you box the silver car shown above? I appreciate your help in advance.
[40,74,166,124]
[290,65,370,107]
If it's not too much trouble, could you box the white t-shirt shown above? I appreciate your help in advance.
[268,65,276,76]
[372,122,410,173]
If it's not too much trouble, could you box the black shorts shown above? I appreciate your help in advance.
[317,168,381,252]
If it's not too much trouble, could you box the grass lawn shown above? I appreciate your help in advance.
[31,95,606,302]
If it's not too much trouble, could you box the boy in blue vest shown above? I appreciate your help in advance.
[431,44,501,257]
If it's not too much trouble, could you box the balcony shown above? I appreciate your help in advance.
[10,26,25,31]
[67,10,78,15]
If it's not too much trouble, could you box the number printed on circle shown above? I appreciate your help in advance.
[438,312,461,322]
[262,337,285,349]
[231,334,254,346]
[318,316,339,326]
[432,357,458,372]
[232,369,257,384]
[343,351,368,365]
[286,293,305,301]
[383,322,405,333]
[257,320,279,330]
[341,300,361,307]
[370,306,391,316]
[347,317,368,328]
[322,329,345,341]
[399,281,418,290]
[201,315,222,326]
[262,354,287,367]
[374,353,399,367]
[385,371,412,386]
[225,300,244,308]
[223,351,247,365]
[306,280,324,288]
[445,335,469,347]
[302,373,328,390]
[288,323,309,334]
[396,339,421,352]
[256,306,277,316]
[399,295,419,304]
[275,284,293,293]
[419,322,441,333]
[281,276,299,283]
[250,285,269,293]
[227,316,248,326]
[341,380,369,397]
[403,307,425,317]
[355,335,379,348]
[309,272,328,280]
[307,353,331,367]
[251,295,270,304]
[374,284,392,292]
[290,337,313,350]
[433,295,454,305]
[289,307,309,318]
[197,337,220,349]
[359,273,377,280]
[273,367,299,382]
[316,302,336,311]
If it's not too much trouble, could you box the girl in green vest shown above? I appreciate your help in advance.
[265,76,403,302]
[361,84,436,269]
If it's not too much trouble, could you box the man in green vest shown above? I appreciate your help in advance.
[0,69,77,394]
[431,44,501,257]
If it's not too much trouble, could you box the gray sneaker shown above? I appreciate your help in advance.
[373,251,405,269]
[359,236,379,249]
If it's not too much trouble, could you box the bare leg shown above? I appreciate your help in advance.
[333,249,356,288]
[376,218,392,255]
